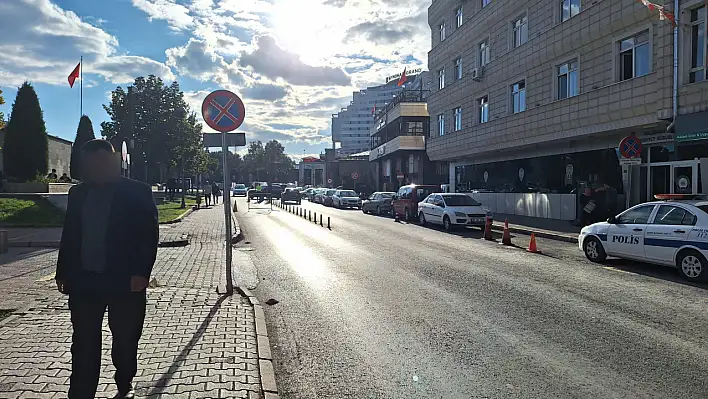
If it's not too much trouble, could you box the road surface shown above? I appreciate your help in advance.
[235,197,708,399]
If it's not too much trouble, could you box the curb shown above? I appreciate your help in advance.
[490,224,578,244]
[236,286,279,399]
[159,207,195,225]
[9,240,60,248]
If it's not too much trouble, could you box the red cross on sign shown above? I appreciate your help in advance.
[201,90,246,133]
[619,134,643,159]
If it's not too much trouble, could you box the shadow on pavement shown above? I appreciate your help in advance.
[601,258,708,290]
[140,293,230,397]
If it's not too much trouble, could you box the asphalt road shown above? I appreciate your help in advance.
[234,197,708,399]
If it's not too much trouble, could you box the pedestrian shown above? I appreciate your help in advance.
[212,181,220,204]
[203,180,212,206]
[55,139,158,399]
[59,172,72,183]
[47,168,58,180]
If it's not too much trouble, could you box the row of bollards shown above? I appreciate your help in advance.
[276,200,331,230]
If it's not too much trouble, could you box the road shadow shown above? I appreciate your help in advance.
[600,258,708,290]
[139,293,229,397]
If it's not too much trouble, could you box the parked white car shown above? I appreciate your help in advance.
[579,195,708,282]
[332,190,362,209]
[418,193,492,231]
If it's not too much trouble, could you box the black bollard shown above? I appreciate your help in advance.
[327,217,331,230]
[320,214,323,226]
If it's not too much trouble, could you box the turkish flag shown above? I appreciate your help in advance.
[68,62,80,88]
[397,67,407,87]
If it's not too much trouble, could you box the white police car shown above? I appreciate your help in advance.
[579,194,708,282]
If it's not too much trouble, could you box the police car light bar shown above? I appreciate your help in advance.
[654,194,708,200]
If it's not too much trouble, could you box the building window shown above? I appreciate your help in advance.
[456,6,463,28]
[690,6,706,83]
[454,57,463,80]
[479,40,490,67]
[557,60,578,99]
[407,121,423,135]
[437,113,445,136]
[438,68,446,89]
[560,0,581,22]
[453,107,462,131]
[511,80,526,113]
[512,16,528,48]
[478,96,489,123]
[482,0,492,7]
[619,30,650,81]
[439,22,446,41]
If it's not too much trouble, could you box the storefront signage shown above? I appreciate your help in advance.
[676,131,708,142]
[385,68,422,83]
[377,145,386,156]
[639,131,674,145]
[377,117,386,130]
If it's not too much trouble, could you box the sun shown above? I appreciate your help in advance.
[270,0,346,65]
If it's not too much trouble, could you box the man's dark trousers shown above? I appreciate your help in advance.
[67,274,146,399]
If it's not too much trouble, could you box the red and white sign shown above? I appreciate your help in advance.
[351,172,359,180]
[396,172,404,180]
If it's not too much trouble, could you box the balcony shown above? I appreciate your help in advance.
[370,136,426,162]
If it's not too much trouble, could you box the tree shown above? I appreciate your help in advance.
[101,76,203,183]
[0,88,5,129]
[242,140,293,183]
[3,82,48,182]
[70,115,96,180]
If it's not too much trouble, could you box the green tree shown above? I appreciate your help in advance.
[0,88,5,129]
[3,82,48,182]
[101,76,203,183]
[242,140,293,182]
[70,115,96,180]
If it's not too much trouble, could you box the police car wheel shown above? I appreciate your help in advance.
[583,237,606,263]
[677,250,706,282]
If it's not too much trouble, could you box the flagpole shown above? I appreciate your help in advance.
[80,56,83,117]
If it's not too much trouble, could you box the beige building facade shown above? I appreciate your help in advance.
[427,0,707,214]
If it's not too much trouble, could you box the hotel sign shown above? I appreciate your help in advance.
[385,68,422,83]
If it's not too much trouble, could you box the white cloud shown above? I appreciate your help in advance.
[0,0,174,87]
[131,0,194,30]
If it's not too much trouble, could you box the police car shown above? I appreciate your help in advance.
[579,194,708,282]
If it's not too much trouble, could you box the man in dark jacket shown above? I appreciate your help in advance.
[56,139,158,399]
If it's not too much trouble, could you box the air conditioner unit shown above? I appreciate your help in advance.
[471,67,483,81]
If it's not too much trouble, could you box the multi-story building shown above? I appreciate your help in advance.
[368,72,448,191]
[332,71,424,157]
[426,0,706,220]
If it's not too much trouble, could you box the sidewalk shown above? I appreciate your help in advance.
[0,204,275,398]
[491,213,581,243]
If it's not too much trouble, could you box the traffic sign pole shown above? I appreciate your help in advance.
[202,90,246,297]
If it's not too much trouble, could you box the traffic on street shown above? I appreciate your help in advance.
[234,188,708,398]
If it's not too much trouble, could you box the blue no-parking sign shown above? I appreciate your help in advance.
[201,90,246,132]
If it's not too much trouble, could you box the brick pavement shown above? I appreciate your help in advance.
[0,204,265,398]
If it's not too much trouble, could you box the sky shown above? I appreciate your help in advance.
[0,0,431,160]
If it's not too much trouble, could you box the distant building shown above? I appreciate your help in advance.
[332,71,428,158]
[0,127,72,179]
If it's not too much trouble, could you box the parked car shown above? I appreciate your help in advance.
[313,188,327,204]
[361,192,395,215]
[418,193,492,231]
[232,184,247,197]
[392,184,438,222]
[333,190,362,209]
[579,194,708,282]
[302,188,314,199]
[269,183,284,199]
[323,189,337,207]
[281,187,301,205]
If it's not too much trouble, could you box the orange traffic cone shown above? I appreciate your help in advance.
[483,217,494,241]
[501,219,512,246]
[527,234,541,253]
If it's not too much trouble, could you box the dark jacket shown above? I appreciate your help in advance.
[56,177,159,294]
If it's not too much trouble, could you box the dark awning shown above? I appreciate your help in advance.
[675,111,708,142]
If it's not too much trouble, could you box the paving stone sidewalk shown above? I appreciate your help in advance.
[0,204,267,398]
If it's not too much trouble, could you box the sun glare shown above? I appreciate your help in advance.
[270,0,346,65]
